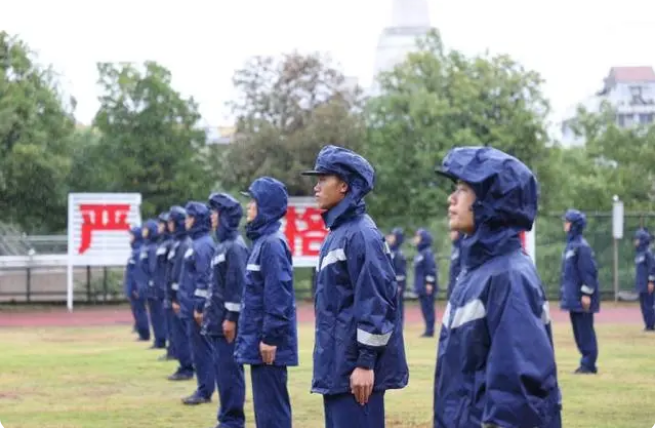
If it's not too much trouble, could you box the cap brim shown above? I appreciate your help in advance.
[300,169,329,176]
[434,167,458,182]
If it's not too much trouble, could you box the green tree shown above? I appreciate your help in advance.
[0,31,76,232]
[92,61,210,217]
[222,52,366,196]
[365,30,552,229]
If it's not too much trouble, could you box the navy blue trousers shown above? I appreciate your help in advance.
[570,311,598,370]
[419,294,436,335]
[132,296,150,340]
[251,365,291,428]
[186,318,215,399]
[172,314,193,375]
[639,292,655,330]
[147,298,167,348]
[398,283,405,325]
[208,335,245,428]
[324,391,385,428]
[164,305,178,357]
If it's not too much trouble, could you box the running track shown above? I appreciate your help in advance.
[0,302,642,327]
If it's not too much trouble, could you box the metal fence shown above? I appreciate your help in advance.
[0,211,650,303]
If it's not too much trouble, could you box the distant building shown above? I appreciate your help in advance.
[560,66,655,147]
[370,0,433,94]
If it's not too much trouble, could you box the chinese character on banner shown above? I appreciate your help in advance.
[78,204,131,254]
[284,205,327,257]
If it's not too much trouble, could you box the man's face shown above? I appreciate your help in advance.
[448,181,476,234]
[246,199,258,223]
[412,233,421,246]
[313,175,347,210]
[634,238,640,248]
[185,216,195,230]
[386,234,396,246]
[157,223,165,234]
[142,228,149,239]
[167,220,175,233]
[211,210,219,230]
[563,221,571,233]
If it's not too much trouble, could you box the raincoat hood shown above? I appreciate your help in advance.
[242,177,288,240]
[168,205,187,239]
[143,219,159,243]
[437,146,538,269]
[416,228,433,251]
[208,192,243,242]
[389,227,404,250]
[184,201,211,239]
[303,145,375,229]
[635,228,652,251]
[564,209,586,241]
[157,211,171,240]
[129,225,143,249]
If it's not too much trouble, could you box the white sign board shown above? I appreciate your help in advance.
[67,193,142,311]
[612,200,624,239]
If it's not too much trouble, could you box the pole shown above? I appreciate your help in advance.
[613,238,619,302]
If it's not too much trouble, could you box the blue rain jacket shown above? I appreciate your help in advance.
[167,206,191,307]
[140,219,160,300]
[447,233,462,299]
[413,228,437,296]
[308,145,408,395]
[125,226,144,298]
[634,228,655,293]
[235,177,299,366]
[178,202,215,319]
[389,228,407,294]
[559,209,600,313]
[434,147,562,428]
[155,229,172,303]
[203,193,249,336]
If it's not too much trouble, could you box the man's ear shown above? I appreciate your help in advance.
[339,180,349,194]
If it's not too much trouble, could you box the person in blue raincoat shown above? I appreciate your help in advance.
[560,209,600,374]
[413,228,437,337]
[167,206,195,381]
[446,230,462,300]
[634,228,655,331]
[203,192,249,428]
[235,177,299,428]
[156,212,176,361]
[302,145,408,428]
[434,146,562,428]
[386,227,407,323]
[126,226,150,342]
[142,219,167,349]
[178,201,216,405]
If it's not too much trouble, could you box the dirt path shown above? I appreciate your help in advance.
[0,302,641,327]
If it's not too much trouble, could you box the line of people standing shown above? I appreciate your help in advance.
[123,144,564,427]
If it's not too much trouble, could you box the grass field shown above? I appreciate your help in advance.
[0,305,654,428]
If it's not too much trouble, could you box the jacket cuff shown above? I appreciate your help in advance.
[225,311,240,322]
[356,348,377,369]
[580,285,594,295]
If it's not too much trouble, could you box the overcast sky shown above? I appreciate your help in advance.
[2,0,654,128]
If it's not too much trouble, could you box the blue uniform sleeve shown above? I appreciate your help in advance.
[483,271,559,427]
[224,244,248,322]
[260,239,294,346]
[170,242,186,303]
[147,245,157,287]
[346,231,397,369]
[424,250,437,290]
[394,252,407,283]
[576,245,598,295]
[647,251,655,283]
[193,242,213,312]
